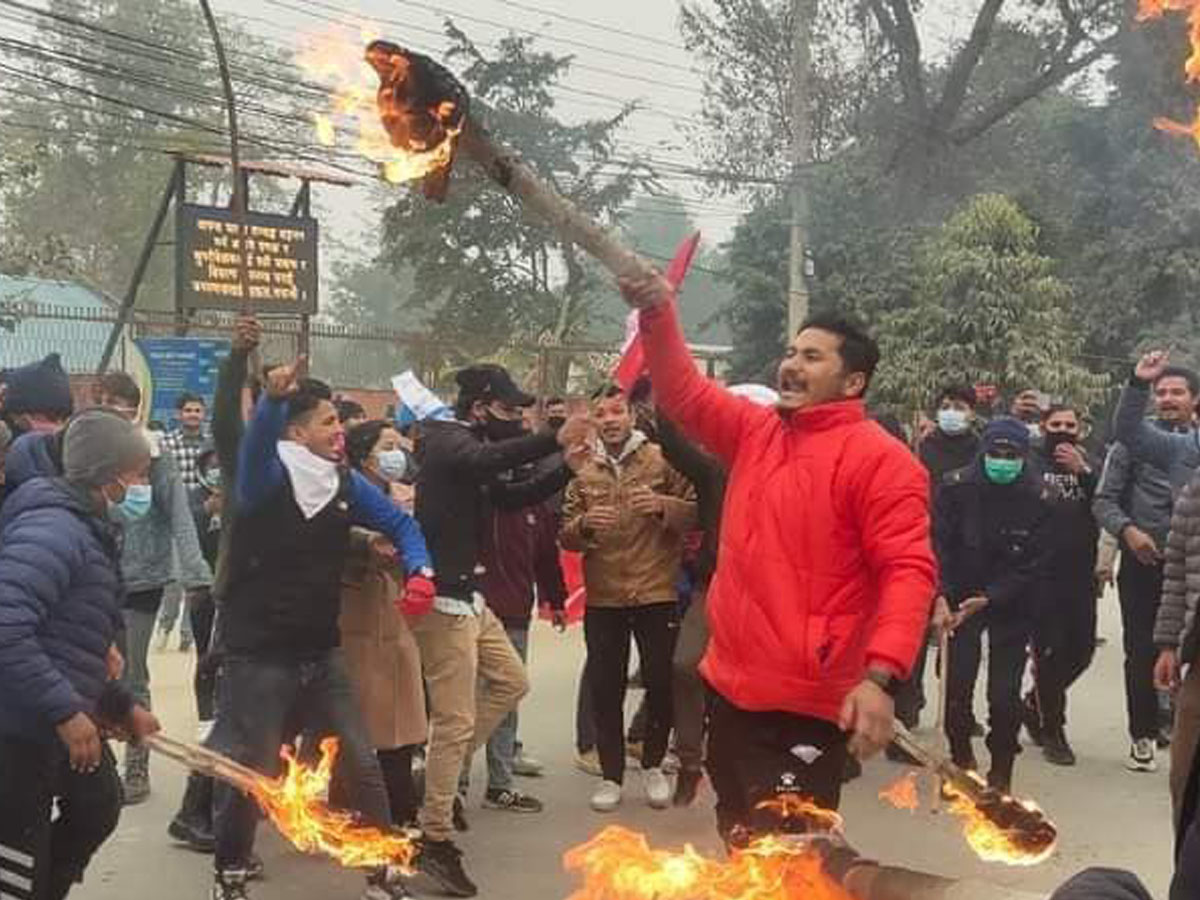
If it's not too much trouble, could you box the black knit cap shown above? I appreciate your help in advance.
[1,353,73,417]
[455,364,534,408]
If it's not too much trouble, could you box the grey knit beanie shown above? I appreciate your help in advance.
[62,409,149,488]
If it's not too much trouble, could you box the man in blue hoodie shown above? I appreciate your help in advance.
[211,361,434,900]
[0,409,160,900]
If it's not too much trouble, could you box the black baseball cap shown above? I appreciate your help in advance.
[455,364,535,408]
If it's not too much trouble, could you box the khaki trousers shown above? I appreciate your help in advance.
[410,606,529,840]
[1172,664,1200,831]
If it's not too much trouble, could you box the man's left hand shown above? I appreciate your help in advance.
[629,487,665,519]
[1054,442,1088,474]
[113,705,161,744]
[838,679,894,760]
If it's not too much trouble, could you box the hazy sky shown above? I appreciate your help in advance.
[209,0,970,270]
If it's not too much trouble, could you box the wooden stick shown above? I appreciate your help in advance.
[932,628,950,813]
[459,122,657,283]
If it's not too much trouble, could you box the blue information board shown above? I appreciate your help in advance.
[134,337,231,430]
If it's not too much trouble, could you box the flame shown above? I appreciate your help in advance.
[753,794,844,834]
[1138,1,1200,142]
[249,737,416,870]
[943,784,1056,867]
[878,772,920,813]
[563,826,854,900]
[298,33,460,184]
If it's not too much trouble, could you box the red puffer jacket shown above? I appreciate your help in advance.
[639,302,936,724]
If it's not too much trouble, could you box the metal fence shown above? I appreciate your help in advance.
[0,300,731,397]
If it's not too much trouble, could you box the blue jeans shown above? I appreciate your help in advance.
[460,623,529,793]
[213,650,391,870]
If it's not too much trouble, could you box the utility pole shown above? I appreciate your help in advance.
[787,0,814,337]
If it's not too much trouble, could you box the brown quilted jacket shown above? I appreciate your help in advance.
[560,433,696,607]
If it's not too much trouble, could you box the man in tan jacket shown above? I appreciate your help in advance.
[561,383,696,814]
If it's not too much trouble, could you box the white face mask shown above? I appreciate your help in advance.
[375,449,409,483]
[937,409,971,436]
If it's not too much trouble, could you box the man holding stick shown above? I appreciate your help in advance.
[618,274,936,842]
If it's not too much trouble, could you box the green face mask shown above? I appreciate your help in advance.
[984,456,1024,485]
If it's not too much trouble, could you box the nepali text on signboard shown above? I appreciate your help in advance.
[176,203,318,313]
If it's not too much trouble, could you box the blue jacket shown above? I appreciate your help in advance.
[237,395,431,575]
[3,429,213,594]
[0,477,130,742]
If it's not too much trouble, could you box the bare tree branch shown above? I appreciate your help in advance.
[931,0,1007,132]
[949,36,1116,146]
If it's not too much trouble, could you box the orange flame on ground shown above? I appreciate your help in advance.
[1138,1,1200,144]
[249,737,416,870]
[877,771,920,813]
[299,34,460,184]
[563,826,854,900]
[942,784,1056,867]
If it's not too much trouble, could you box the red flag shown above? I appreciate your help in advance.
[613,232,701,390]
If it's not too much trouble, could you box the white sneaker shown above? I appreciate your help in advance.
[644,767,671,810]
[512,749,545,778]
[1127,738,1158,773]
[590,779,623,813]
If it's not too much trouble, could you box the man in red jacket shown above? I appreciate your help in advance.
[620,275,936,841]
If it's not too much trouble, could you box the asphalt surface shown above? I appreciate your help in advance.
[86,590,1174,900]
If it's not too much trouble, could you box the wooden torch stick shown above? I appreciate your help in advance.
[459,123,657,283]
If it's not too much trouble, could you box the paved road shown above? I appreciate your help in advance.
[87,592,1173,900]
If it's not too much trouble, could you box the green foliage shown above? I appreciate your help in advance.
[874,195,1107,412]
[0,0,298,305]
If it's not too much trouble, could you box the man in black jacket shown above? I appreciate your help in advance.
[1025,403,1100,768]
[1094,365,1197,774]
[890,384,981,747]
[410,364,587,898]
[937,417,1054,793]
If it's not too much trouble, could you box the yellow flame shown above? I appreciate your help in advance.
[298,32,459,184]
[563,826,854,900]
[943,785,1056,867]
[878,771,920,813]
[250,738,415,870]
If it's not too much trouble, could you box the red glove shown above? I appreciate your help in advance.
[399,573,435,616]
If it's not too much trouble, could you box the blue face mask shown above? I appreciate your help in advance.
[375,449,409,483]
[112,483,153,521]
[937,408,971,436]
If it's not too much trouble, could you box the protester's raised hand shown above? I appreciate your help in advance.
[233,315,262,353]
[617,272,674,310]
[266,356,307,399]
[1135,350,1170,384]
[1053,442,1087,475]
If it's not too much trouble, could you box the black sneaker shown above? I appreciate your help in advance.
[1021,693,1044,747]
[246,854,265,882]
[987,756,1014,795]
[363,866,413,900]
[452,793,470,832]
[673,768,703,807]
[1042,731,1076,767]
[212,870,250,900]
[418,840,477,898]
[168,814,215,853]
[482,788,543,813]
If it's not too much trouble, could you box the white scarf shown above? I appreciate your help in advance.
[277,441,340,520]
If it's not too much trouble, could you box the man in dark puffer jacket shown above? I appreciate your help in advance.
[0,409,161,900]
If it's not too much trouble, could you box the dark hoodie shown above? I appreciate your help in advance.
[918,428,980,485]
[1038,437,1100,589]
[0,477,132,743]
[4,429,64,489]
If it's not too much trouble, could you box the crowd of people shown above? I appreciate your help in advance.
[1,273,1198,900]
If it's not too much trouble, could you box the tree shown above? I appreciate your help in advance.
[378,24,654,378]
[873,194,1107,412]
[681,1,1123,189]
[0,0,302,304]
